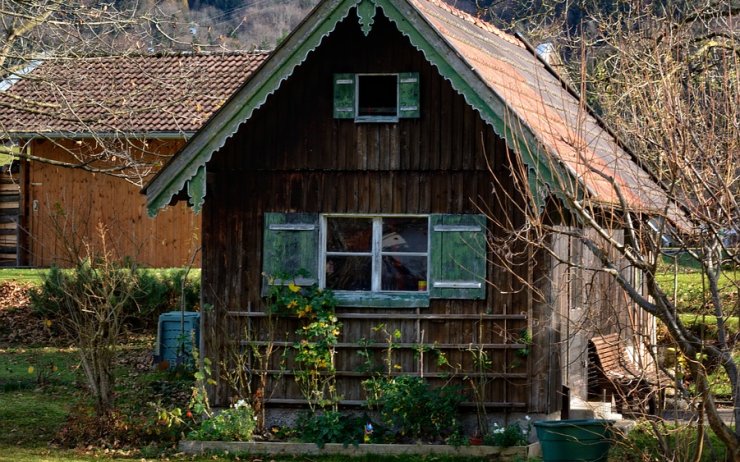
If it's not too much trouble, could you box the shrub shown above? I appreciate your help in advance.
[365,375,464,442]
[609,419,728,462]
[188,400,256,441]
[30,266,200,329]
[483,419,531,447]
[296,411,366,448]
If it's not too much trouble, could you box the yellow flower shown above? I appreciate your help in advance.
[27,366,34,375]
[288,283,301,293]
[44,319,52,328]
[287,300,298,309]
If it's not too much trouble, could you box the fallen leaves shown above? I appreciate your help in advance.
[0,281,68,347]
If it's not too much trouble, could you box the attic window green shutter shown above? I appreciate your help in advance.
[333,74,355,119]
[398,72,420,118]
[429,214,486,299]
[262,213,320,295]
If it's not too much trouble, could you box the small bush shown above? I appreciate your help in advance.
[296,411,366,448]
[30,266,200,329]
[188,400,256,441]
[609,419,728,462]
[365,375,464,442]
[483,420,531,447]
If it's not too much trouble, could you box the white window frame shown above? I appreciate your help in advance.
[318,214,430,293]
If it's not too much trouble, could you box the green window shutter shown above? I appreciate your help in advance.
[262,213,320,295]
[333,73,355,119]
[429,214,486,299]
[398,72,420,118]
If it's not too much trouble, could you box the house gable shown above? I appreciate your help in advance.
[143,0,570,216]
[145,0,679,226]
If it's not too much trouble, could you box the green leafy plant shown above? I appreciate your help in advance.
[265,276,341,412]
[516,329,532,358]
[188,399,256,441]
[296,410,366,448]
[365,375,464,442]
[483,417,531,447]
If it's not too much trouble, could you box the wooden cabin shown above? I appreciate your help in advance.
[144,0,674,418]
[0,53,267,267]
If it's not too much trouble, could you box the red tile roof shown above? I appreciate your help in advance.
[412,0,676,215]
[0,53,268,136]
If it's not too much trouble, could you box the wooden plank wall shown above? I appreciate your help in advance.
[200,13,551,414]
[547,227,646,401]
[0,169,21,266]
[22,139,201,268]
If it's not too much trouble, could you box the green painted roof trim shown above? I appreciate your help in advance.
[145,0,578,216]
[145,0,359,216]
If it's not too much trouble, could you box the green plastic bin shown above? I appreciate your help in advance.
[155,311,200,369]
[534,419,614,462]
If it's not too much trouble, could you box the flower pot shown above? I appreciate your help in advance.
[533,419,614,462]
[468,436,483,446]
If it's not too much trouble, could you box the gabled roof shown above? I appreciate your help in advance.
[143,0,680,224]
[0,53,269,137]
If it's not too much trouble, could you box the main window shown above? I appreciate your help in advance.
[321,216,429,292]
[262,212,486,307]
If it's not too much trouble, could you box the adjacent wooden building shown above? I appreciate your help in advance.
[0,53,268,267]
[144,0,675,417]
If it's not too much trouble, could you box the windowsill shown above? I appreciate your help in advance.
[354,115,399,123]
[333,291,429,308]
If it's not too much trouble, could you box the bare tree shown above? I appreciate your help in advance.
[483,1,739,459]
[36,224,139,416]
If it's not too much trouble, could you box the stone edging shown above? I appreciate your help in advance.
[179,440,535,459]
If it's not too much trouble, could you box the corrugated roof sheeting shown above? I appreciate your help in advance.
[0,53,269,135]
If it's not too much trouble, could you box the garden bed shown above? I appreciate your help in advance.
[179,440,534,460]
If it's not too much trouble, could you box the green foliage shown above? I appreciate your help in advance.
[296,411,366,448]
[188,400,256,442]
[365,376,464,442]
[265,277,341,411]
[483,419,531,447]
[516,329,532,358]
[609,420,728,462]
[30,266,200,329]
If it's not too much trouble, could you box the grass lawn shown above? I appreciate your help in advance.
[0,342,491,462]
[0,449,496,462]
[0,268,47,284]
[654,269,740,314]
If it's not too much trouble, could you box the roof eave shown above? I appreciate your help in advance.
[4,131,194,140]
[143,0,357,215]
[144,0,576,216]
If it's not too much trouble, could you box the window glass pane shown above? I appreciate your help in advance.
[327,218,372,252]
[382,217,428,252]
[357,75,397,117]
[326,256,372,290]
[382,256,428,291]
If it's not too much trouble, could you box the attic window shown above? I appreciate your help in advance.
[357,74,398,120]
[333,73,420,122]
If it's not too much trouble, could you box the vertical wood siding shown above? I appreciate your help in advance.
[201,13,541,413]
[23,139,201,268]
